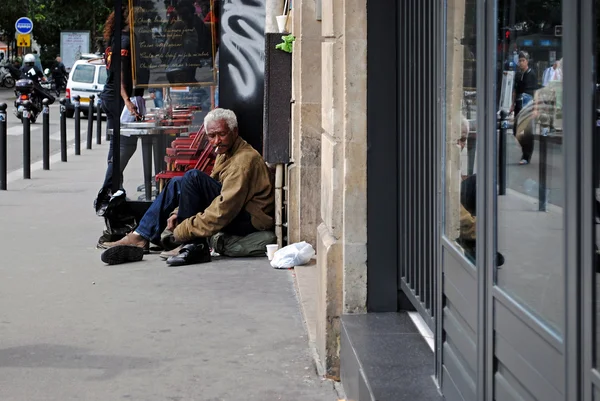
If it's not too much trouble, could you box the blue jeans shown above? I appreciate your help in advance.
[101,98,138,191]
[515,93,533,111]
[135,170,256,244]
[153,90,164,108]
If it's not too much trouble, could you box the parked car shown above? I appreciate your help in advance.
[65,58,106,118]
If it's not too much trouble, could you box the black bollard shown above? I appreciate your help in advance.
[539,125,548,212]
[0,103,7,190]
[59,98,67,162]
[498,110,508,196]
[42,99,50,170]
[87,95,95,150]
[96,97,102,145]
[73,95,81,155]
[22,100,31,179]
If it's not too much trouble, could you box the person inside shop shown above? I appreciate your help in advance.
[510,50,538,165]
[163,0,212,85]
[94,5,144,212]
[99,108,275,266]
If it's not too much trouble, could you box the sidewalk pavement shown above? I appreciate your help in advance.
[0,142,339,401]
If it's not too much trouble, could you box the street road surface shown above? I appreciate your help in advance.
[0,87,101,174]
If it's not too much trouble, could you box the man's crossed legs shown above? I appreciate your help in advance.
[100,169,257,265]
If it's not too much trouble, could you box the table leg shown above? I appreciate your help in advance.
[153,134,166,177]
[141,136,153,201]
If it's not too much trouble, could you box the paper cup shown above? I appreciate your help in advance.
[266,244,279,260]
[276,15,288,33]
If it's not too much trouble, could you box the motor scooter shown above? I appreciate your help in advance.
[0,65,15,88]
[43,68,65,97]
[13,79,55,124]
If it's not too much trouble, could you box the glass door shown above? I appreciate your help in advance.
[491,0,565,400]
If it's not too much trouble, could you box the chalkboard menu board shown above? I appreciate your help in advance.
[129,0,217,88]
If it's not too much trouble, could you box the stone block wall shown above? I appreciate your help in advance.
[288,0,322,248]
[285,0,367,380]
[315,0,368,380]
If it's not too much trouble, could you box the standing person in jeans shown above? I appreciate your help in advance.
[511,51,538,165]
[95,6,144,210]
[149,88,164,108]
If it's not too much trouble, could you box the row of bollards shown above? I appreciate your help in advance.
[0,94,103,190]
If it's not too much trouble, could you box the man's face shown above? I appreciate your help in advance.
[206,119,238,155]
[518,57,529,71]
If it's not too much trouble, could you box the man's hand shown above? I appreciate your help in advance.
[166,214,178,231]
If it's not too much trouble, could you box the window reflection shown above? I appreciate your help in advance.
[496,0,564,335]
[444,0,479,264]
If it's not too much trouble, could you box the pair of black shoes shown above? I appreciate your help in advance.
[101,240,211,267]
[166,240,211,266]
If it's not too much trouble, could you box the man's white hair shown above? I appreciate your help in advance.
[204,108,238,131]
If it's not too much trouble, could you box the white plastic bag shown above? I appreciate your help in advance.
[270,241,315,269]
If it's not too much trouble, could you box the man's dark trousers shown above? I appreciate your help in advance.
[135,169,256,244]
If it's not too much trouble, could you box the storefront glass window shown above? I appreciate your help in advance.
[495,0,564,335]
[129,0,218,88]
[443,0,478,264]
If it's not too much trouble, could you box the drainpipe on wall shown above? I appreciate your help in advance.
[265,0,286,247]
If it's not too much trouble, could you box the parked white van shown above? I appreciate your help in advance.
[65,58,106,118]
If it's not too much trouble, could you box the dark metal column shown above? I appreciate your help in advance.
[22,101,31,179]
[0,103,7,190]
[366,0,399,311]
[42,99,50,170]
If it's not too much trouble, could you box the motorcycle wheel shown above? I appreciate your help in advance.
[3,76,15,89]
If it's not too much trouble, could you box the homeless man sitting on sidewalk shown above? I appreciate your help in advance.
[100,108,275,266]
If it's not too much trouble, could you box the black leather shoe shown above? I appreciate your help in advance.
[166,242,211,266]
[101,245,144,265]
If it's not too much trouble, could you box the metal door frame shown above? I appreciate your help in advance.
[477,0,593,400]
[576,0,596,400]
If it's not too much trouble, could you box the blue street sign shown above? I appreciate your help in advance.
[15,17,33,35]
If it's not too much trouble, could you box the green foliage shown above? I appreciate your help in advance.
[0,0,113,63]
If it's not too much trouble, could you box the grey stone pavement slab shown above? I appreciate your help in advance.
[0,143,338,401]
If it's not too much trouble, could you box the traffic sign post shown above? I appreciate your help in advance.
[17,34,30,48]
[15,17,33,35]
[15,17,33,50]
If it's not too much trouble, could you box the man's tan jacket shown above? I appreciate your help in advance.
[174,137,275,241]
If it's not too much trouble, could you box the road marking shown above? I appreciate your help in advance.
[6,125,75,141]
[49,130,75,141]
[7,125,41,136]
[7,141,108,184]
